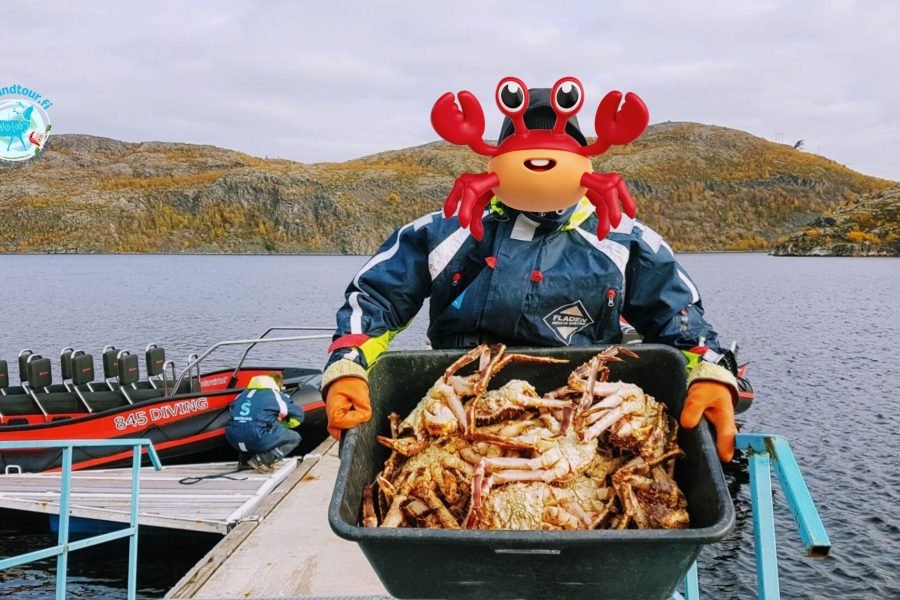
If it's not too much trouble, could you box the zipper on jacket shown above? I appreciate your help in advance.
[598,287,619,338]
[606,288,617,308]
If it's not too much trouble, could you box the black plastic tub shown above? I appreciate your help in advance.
[329,345,735,600]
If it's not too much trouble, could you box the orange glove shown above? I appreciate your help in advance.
[680,381,737,462]
[325,377,372,440]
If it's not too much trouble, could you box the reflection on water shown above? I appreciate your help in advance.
[0,253,898,598]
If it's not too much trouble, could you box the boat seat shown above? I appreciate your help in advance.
[143,345,168,391]
[81,390,130,412]
[127,388,165,402]
[18,351,33,386]
[25,356,87,415]
[117,352,164,403]
[98,348,161,391]
[0,394,40,416]
[0,360,7,395]
[61,349,74,380]
[70,352,130,412]
[33,392,82,414]
[16,351,68,393]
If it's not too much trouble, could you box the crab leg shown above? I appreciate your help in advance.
[362,483,378,527]
[557,498,593,528]
[376,473,395,505]
[592,381,640,397]
[582,406,627,441]
[589,498,618,530]
[416,483,461,529]
[615,477,651,529]
[471,344,510,397]
[544,505,585,530]
[580,356,601,410]
[376,412,403,515]
[464,462,494,529]
[559,405,575,436]
[443,345,492,384]
[478,448,570,484]
[444,392,469,435]
[492,353,569,374]
[581,392,629,419]
[468,430,536,452]
[569,346,635,383]
[378,414,405,480]
[403,498,432,528]
[524,396,575,410]
[381,467,426,527]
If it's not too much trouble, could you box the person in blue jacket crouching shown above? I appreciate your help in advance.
[226,373,303,473]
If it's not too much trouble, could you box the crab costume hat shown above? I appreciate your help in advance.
[431,77,649,240]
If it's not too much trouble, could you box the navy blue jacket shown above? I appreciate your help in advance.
[324,199,728,382]
[227,388,304,431]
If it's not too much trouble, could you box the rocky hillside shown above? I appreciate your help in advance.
[0,123,893,254]
[772,187,900,256]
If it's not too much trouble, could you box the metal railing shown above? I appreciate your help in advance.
[170,331,333,393]
[229,326,334,383]
[669,433,831,600]
[0,439,162,600]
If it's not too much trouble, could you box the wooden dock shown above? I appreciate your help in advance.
[166,438,387,598]
[0,460,299,534]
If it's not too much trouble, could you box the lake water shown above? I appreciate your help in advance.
[0,253,898,598]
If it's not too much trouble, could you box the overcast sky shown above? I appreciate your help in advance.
[6,0,899,179]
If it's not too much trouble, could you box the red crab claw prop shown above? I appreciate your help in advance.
[582,91,650,157]
[581,172,636,240]
[596,91,649,146]
[442,172,500,241]
[431,91,488,148]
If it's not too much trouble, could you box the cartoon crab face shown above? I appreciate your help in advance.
[431,77,649,240]
[490,77,595,211]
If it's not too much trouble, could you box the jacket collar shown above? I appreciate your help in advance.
[490,198,592,234]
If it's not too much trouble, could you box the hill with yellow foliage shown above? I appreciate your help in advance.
[1,123,893,254]
[772,186,900,256]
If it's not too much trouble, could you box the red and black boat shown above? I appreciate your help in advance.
[0,327,331,472]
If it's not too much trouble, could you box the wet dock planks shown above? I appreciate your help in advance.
[0,460,299,534]
[166,437,387,599]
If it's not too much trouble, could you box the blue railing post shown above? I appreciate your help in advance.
[670,560,701,600]
[747,447,780,599]
[128,443,142,600]
[736,433,832,600]
[55,446,73,600]
[684,561,700,599]
[0,439,162,599]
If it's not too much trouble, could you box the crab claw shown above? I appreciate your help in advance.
[582,172,637,240]
[431,91,487,147]
[442,172,499,241]
[376,435,429,457]
[595,91,649,147]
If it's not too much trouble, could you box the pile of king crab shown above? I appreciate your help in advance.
[362,345,690,531]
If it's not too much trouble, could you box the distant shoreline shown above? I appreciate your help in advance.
[2,250,896,257]
[0,250,775,257]
[0,252,356,257]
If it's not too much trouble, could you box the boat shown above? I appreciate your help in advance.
[0,327,332,472]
